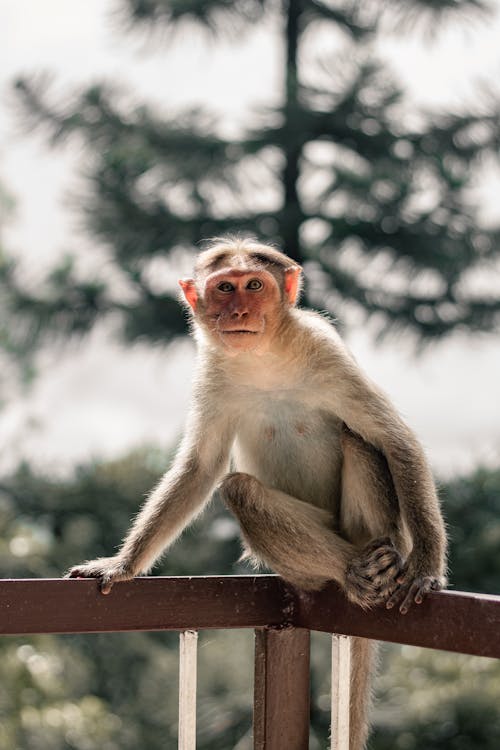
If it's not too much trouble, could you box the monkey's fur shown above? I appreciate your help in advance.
[68,237,447,749]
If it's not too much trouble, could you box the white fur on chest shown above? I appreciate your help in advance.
[231,391,343,509]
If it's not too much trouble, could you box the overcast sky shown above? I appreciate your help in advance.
[1,0,499,478]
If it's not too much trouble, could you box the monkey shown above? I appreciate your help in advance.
[67,236,447,750]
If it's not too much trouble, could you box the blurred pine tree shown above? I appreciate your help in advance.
[4,0,500,355]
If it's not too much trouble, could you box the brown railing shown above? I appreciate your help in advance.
[1,575,500,749]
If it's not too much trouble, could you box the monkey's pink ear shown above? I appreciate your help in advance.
[179,279,198,311]
[284,266,302,305]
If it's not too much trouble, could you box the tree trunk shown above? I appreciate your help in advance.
[281,0,304,263]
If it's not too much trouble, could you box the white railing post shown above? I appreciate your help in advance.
[331,634,352,750]
[179,630,198,750]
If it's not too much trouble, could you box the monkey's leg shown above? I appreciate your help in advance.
[219,472,355,591]
[220,472,376,750]
[340,426,411,609]
[340,425,406,544]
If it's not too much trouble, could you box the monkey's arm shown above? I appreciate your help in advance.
[327,351,447,613]
[66,406,234,593]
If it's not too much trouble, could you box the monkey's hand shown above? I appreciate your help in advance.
[65,556,135,595]
[345,537,405,610]
[385,559,446,615]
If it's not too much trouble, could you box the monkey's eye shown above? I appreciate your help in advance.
[217,281,235,293]
[246,279,263,291]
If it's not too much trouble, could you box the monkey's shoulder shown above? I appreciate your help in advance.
[289,308,347,352]
[288,308,359,373]
[291,307,339,337]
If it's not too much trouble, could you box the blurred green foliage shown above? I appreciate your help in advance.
[0,447,244,580]
[443,467,500,594]
[1,448,499,749]
[371,646,500,750]
[0,449,254,749]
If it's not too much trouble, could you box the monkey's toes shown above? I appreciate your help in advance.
[360,536,393,555]
[356,540,404,581]
[345,540,405,608]
[344,573,392,609]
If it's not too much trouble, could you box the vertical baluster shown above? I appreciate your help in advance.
[254,627,310,750]
[179,630,198,750]
[331,634,351,750]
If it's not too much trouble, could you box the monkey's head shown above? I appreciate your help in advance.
[179,237,302,354]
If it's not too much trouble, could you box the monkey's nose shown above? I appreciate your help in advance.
[230,310,249,319]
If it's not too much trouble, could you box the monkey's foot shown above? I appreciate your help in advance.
[345,537,405,609]
[386,573,446,615]
[65,556,135,595]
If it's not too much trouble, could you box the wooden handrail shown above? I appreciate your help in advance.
[294,585,500,658]
[2,575,500,750]
[1,575,499,658]
[0,575,288,634]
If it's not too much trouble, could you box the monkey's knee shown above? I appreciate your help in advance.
[218,472,265,514]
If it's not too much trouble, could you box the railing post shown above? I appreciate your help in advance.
[179,630,198,750]
[331,634,352,750]
[254,627,310,750]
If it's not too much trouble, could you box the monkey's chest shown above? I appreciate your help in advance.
[232,400,343,510]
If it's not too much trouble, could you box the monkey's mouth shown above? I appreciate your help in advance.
[221,330,260,335]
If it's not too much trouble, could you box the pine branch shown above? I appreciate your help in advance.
[306,0,376,38]
[315,254,500,340]
[120,0,268,36]
[7,1,500,346]
[386,0,494,35]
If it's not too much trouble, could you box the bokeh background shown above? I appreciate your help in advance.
[1,1,500,748]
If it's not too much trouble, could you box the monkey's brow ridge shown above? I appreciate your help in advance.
[249,252,286,268]
[202,250,285,274]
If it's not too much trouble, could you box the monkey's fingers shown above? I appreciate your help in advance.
[385,581,409,612]
[65,567,110,595]
[64,558,134,595]
[386,576,443,614]
[398,581,423,614]
[65,566,96,579]
[68,570,122,595]
[395,563,409,585]
[99,577,115,595]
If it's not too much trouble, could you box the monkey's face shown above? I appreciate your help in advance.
[202,267,283,353]
[180,265,290,354]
